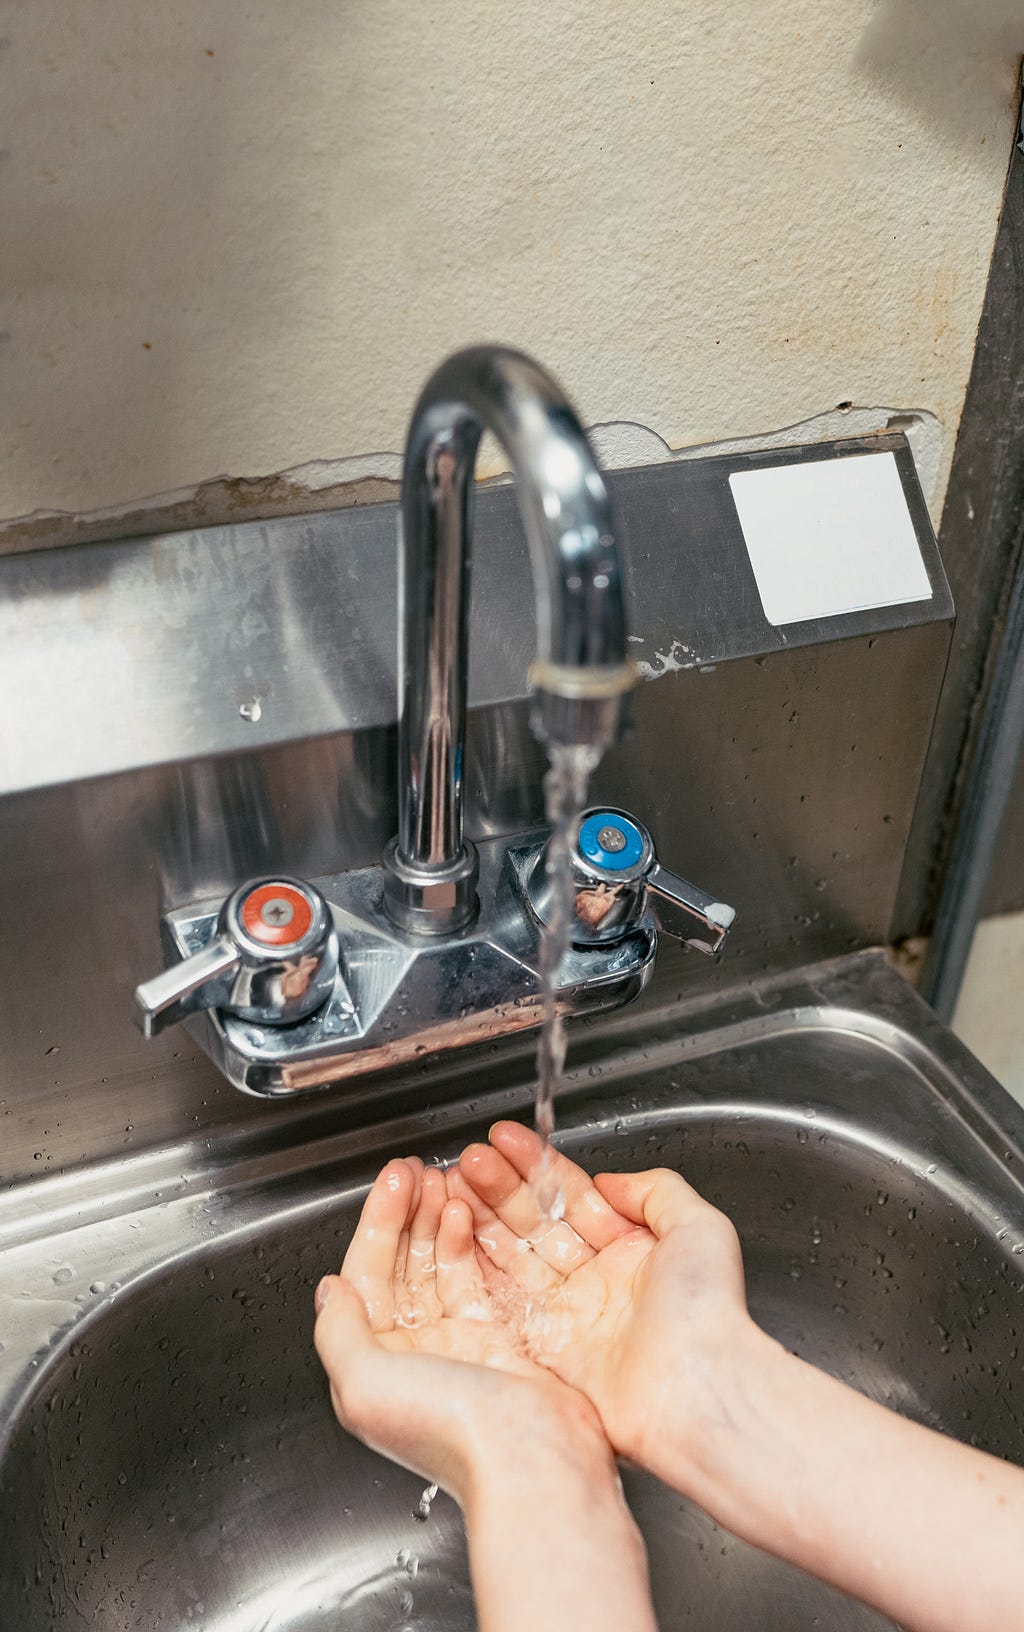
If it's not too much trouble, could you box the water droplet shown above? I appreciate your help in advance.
[52,1266,73,1285]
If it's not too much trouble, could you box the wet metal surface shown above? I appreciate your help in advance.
[0,442,952,1187]
[2,953,1023,1629]
[0,619,952,1190]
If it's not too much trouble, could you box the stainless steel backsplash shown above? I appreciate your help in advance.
[0,437,952,1191]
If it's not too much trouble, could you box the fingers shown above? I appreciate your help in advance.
[341,1159,417,1330]
[460,1142,592,1275]
[468,1122,634,1254]
[435,1199,492,1319]
[593,1167,709,1239]
[401,1165,446,1323]
[408,1165,446,1274]
[448,1167,562,1294]
[393,1155,424,1285]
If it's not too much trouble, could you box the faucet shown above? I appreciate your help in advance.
[382,346,636,936]
[135,346,734,1096]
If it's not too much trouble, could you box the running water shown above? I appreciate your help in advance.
[532,742,600,1217]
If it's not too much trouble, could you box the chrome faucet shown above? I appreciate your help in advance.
[135,346,734,1096]
[382,347,635,935]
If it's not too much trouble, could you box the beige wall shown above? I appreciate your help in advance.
[2,1,1021,528]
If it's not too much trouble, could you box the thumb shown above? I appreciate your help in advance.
[593,1168,708,1239]
[312,1274,468,1494]
[313,1274,374,1396]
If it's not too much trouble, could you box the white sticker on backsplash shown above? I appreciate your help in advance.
[729,451,932,627]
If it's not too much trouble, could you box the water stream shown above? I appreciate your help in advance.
[532,742,600,1216]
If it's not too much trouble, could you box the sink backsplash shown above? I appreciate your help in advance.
[0,434,951,1189]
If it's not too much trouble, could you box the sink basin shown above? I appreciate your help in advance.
[2,953,1023,1630]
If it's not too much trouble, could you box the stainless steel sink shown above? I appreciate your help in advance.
[2,952,1024,1630]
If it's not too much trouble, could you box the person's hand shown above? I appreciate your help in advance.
[314,1155,659,1632]
[449,1122,770,1478]
[313,1156,610,1504]
[448,1127,1024,1632]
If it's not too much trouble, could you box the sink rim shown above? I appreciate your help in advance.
[3,949,1024,1447]
[3,948,1021,1255]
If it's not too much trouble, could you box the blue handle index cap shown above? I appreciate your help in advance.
[578,811,646,872]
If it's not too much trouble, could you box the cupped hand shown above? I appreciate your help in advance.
[313,1156,607,1504]
[448,1122,757,1470]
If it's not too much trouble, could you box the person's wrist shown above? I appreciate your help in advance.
[628,1310,783,1491]
[460,1380,618,1518]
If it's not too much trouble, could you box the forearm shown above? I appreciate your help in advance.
[648,1324,1024,1632]
[463,1423,656,1632]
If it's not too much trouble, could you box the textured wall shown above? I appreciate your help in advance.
[2,1,1020,524]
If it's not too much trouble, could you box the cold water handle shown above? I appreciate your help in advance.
[527,806,735,955]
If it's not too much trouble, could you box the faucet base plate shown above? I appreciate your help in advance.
[163,829,656,1097]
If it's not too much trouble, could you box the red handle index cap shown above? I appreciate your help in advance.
[240,882,314,947]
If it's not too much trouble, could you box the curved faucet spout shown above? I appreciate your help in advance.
[383,345,636,936]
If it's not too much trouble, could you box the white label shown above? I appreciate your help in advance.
[729,451,932,627]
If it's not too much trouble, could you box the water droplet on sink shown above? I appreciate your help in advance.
[52,1266,73,1285]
